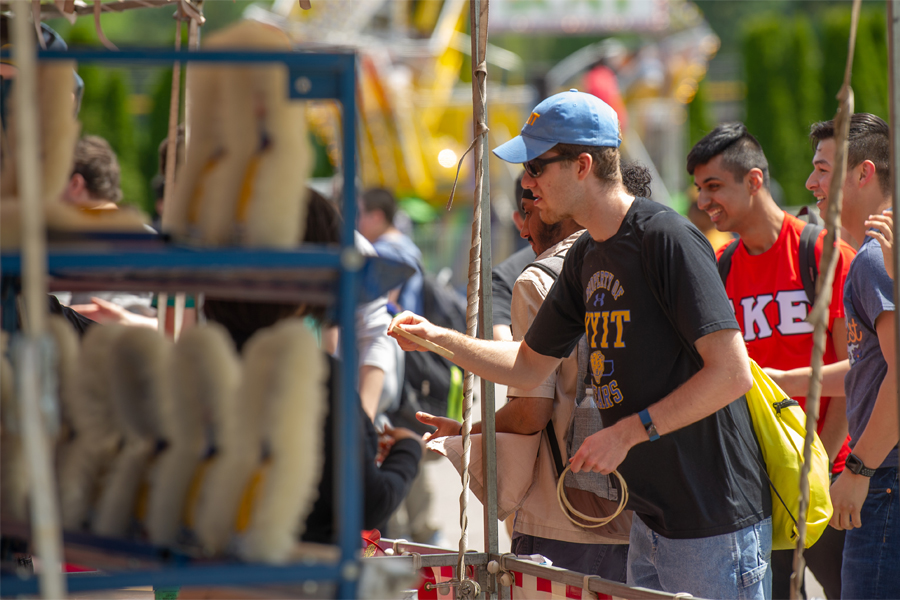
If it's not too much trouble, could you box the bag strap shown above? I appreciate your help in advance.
[525,255,565,282]
[799,222,824,307]
[717,239,739,287]
[545,420,566,479]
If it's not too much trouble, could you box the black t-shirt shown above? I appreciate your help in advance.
[491,246,535,327]
[525,197,770,539]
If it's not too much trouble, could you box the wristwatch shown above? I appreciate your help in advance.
[638,409,660,442]
[845,453,876,477]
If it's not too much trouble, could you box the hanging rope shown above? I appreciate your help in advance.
[455,0,490,592]
[93,0,118,51]
[793,1,862,597]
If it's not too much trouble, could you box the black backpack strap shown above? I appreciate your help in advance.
[717,239,739,287]
[797,205,821,226]
[525,254,565,282]
[545,419,566,478]
[799,222,824,306]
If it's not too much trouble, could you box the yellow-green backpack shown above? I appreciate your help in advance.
[745,359,833,550]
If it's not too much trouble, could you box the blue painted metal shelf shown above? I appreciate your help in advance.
[0,245,413,304]
[0,46,365,599]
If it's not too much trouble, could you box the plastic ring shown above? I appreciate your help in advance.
[556,464,628,528]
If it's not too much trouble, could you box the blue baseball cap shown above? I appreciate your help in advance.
[493,89,620,164]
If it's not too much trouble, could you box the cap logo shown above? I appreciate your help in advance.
[525,112,541,126]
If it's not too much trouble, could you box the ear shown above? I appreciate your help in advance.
[857,160,877,188]
[575,153,593,181]
[745,168,765,195]
[62,173,87,203]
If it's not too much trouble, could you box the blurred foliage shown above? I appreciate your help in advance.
[688,78,712,148]
[741,5,888,206]
[822,8,889,119]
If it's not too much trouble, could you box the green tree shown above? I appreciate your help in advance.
[821,7,888,120]
[688,78,713,149]
[743,14,821,206]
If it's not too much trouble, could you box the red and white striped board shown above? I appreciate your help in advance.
[510,570,615,600]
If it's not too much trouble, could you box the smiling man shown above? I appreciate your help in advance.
[687,123,854,600]
[808,114,898,600]
[390,90,771,599]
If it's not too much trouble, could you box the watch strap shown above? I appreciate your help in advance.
[638,409,660,442]
[847,453,876,477]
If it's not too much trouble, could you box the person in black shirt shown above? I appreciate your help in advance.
[390,91,771,599]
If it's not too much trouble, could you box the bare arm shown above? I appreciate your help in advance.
[359,364,385,422]
[388,311,562,390]
[569,328,753,474]
[763,317,850,399]
[417,395,553,442]
[493,324,513,342]
[830,310,898,530]
[764,360,849,398]
[818,317,849,463]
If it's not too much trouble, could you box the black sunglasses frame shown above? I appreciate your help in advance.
[523,154,571,178]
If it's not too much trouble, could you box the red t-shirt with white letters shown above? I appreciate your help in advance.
[716,212,855,474]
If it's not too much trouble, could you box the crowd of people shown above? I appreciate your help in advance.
[33,40,896,597]
[389,91,898,600]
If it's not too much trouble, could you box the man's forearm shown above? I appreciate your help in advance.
[767,360,849,398]
[851,371,898,469]
[818,396,849,464]
[649,337,753,439]
[576,329,753,472]
[414,326,559,390]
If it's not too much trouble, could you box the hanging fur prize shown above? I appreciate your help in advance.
[58,325,125,531]
[191,321,267,556]
[233,319,327,563]
[145,323,241,547]
[0,332,28,522]
[165,20,312,248]
[1,318,79,524]
[0,62,147,249]
[91,327,170,538]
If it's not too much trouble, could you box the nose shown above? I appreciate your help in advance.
[519,216,530,240]
[521,171,537,189]
[696,190,710,210]
[805,171,816,192]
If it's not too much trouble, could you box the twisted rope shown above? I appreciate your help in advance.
[457,0,490,582]
[793,1,861,597]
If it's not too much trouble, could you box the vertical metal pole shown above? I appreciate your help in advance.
[11,1,65,597]
[888,0,900,495]
[336,54,361,600]
[470,2,500,597]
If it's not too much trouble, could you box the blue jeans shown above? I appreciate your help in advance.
[628,514,772,600]
[510,533,628,582]
[841,466,900,600]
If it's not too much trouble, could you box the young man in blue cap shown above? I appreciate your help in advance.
[390,90,771,599]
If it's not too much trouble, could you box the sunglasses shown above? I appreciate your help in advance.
[523,155,570,178]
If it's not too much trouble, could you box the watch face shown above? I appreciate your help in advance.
[846,453,874,476]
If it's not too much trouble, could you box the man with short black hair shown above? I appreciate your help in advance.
[391,90,769,599]
[687,122,854,600]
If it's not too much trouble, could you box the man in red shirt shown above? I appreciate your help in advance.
[687,122,854,600]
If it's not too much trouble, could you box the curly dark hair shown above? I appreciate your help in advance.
[71,135,122,203]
